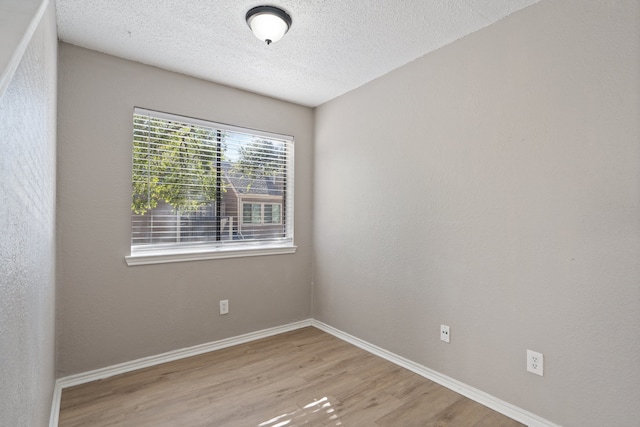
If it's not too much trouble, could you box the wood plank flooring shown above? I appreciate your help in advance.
[59,327,524,426]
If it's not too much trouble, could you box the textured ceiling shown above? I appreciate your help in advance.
[55,0,540,107]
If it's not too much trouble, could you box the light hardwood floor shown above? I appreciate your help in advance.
[59,327,524,426]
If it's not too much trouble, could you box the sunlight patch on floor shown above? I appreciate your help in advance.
[259,396,342,426]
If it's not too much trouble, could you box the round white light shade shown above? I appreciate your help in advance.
[246,6,292,45]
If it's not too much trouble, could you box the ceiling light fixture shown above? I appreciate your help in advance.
[246,5,292,45]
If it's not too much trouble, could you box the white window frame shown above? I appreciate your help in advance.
[126,108,296,266]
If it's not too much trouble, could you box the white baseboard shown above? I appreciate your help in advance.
[49,317,558,427]
[48,380,62,427]
[311,320,560,427]
[56,319,313,389]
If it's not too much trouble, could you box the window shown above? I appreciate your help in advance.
[242,202,282,225]
[126,108,295,265]
[265,204,281,224]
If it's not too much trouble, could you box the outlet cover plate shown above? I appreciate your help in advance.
[527,349,543,376]
[440,325,450,343]
[219,299,229,315]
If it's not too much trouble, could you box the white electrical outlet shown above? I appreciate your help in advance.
[527,350,543,376]
[219,299,229,315]
[440,325,450,343]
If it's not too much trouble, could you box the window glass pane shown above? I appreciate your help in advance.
[264,204,272,224]
[131,115,219,245]
[252,203,262,224]
[271,204,281,224]
[242,203,253,224]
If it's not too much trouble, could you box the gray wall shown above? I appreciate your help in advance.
[0,2,57,426]
[56,44,314,376]
[313,1,639,426]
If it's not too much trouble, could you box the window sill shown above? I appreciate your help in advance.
[125,244,297,266]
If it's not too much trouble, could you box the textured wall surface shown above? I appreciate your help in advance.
[0,3,57,427]
[56,44,313,376]
[313,1,639,426]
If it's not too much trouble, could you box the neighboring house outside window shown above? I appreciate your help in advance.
[222,161,285,240]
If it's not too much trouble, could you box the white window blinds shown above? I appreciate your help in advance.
[130,108,294,257]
